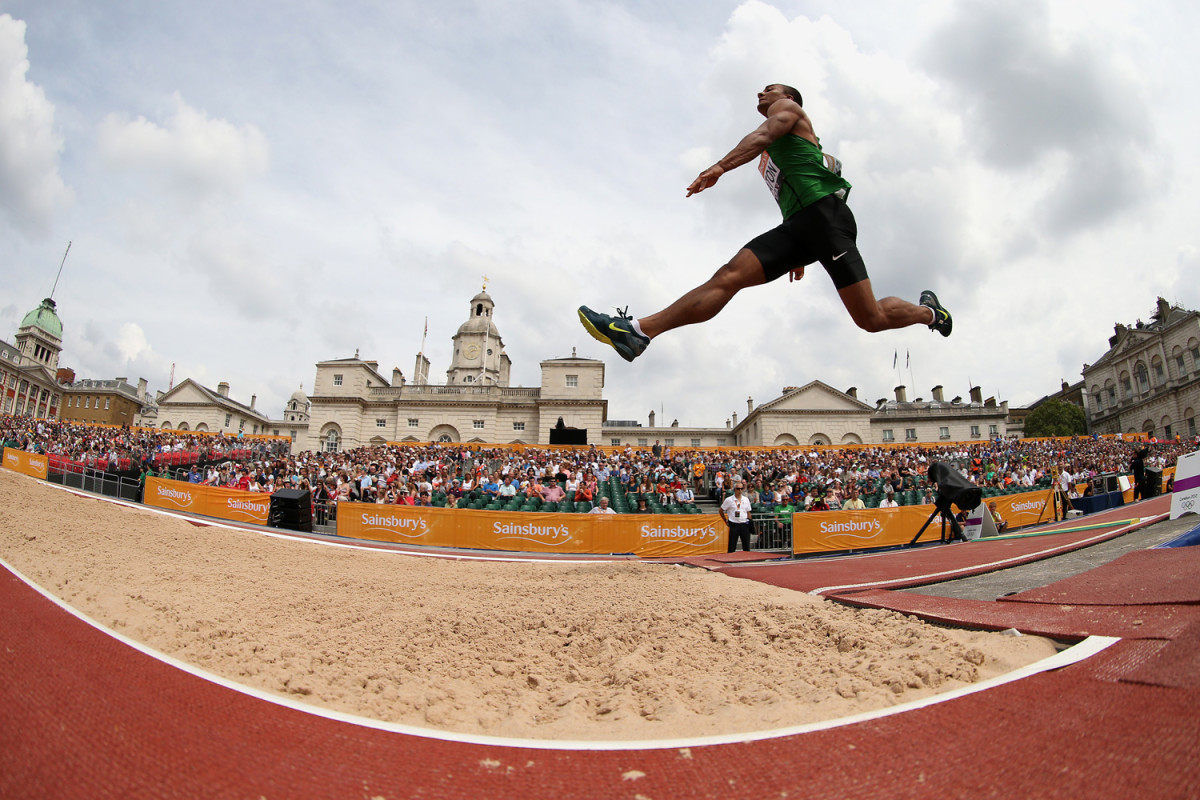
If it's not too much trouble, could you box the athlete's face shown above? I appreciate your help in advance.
[757,84,789,114]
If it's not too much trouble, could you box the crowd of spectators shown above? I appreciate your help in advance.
[3,414,1195,515]
[1,416,287,469]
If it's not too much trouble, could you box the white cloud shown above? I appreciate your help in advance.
[3,0,1197,431]
[115,322,151,362]
[97,92,268,201]
[0,14,71,234]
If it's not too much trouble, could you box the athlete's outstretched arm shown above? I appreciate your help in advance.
[686,100,801,196]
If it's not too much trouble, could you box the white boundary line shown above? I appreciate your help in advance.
[807,515,1166,596]
[1,555,1117,753]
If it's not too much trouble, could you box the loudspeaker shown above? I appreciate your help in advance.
[1144,467,1163,498]
[270,488,312,532]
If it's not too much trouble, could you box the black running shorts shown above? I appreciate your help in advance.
[744,193,868,290]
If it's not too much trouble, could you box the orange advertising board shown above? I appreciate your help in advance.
[334,503,726,557]
[792,489,1059,554]
[144,477,272,525]
[792,505,935,554]
[984,490,1057,530]
[2,447,48,480]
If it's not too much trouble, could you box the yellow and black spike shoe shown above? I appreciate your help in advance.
[920,290,953,337]
[577,305,651,362]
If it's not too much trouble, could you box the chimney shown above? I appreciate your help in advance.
[648,410,656,427]
[1156,297,1171,322]
[250,394,257,409]
[413,353,430,386]
[1061,380,1070,393]
[732,411,738,427]
[969,386,982,404]
[894,385,907,403]
[115,376,127,384]
[985,396,996,408]
[217,382,230,398]
[846,386,857,399]
[932,385,944,403]
[137,378,147,400]
[392,367,405,387]
[747,396,753,415]
[726,418,731,429]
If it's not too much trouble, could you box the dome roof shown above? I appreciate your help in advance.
[20,298,62,339]
[457,288,501,338]
[456,317,501,338]
[289,385,309,405]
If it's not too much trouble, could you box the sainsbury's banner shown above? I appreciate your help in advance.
[2,448,48,480]
[793,489,1059,554]
[987,490,1056,530]
[335,503,726,557]
[793,506,934,554]
[144,477,271,525]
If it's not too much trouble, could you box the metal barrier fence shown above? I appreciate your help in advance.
[750,511,792,552]
[313,500,337,535]
[48,460,141,503]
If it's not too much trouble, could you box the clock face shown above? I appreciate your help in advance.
[464,344,480,359]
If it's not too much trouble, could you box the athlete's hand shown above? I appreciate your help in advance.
[687,165,725,196]
[789,266,806,282]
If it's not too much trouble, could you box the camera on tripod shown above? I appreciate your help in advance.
[908,462,983,546]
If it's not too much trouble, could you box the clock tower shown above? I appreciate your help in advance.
[446,285,511,386]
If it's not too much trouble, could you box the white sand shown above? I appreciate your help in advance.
[0,468,1057,740]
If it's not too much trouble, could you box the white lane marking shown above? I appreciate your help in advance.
[2,555,1118,753]
[807,516,1164,596]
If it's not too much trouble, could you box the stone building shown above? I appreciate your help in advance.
[61,377,148,427]
[152,379,308,447]
[303,289,607,451]
[1082,297,1200,439]
[725,382,1008,447]
[1,297,65,419]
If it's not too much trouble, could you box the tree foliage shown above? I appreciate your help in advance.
[1024,399,1087,438]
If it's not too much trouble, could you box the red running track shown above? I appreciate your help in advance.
[3,493,1199,798]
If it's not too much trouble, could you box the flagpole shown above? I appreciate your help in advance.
[907,350,915,398]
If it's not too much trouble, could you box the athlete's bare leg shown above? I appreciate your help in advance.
[837,279,935,332]
[637,248,766,339]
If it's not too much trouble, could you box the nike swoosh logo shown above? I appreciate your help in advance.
[608,322,630,334]
[831,251,848,261]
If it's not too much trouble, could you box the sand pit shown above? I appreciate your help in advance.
[0,468,1058,741]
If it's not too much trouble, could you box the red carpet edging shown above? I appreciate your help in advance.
[10,557,1198,800]
[5,478,1200,798]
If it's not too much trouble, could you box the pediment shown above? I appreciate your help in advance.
[762,381,874,413]
[157,379,213,405]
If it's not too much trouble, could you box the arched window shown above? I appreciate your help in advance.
[324,429,340,453]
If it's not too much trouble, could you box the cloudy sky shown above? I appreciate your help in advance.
[2,0,1197,430]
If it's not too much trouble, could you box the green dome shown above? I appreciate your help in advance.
[20,298,63,339]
